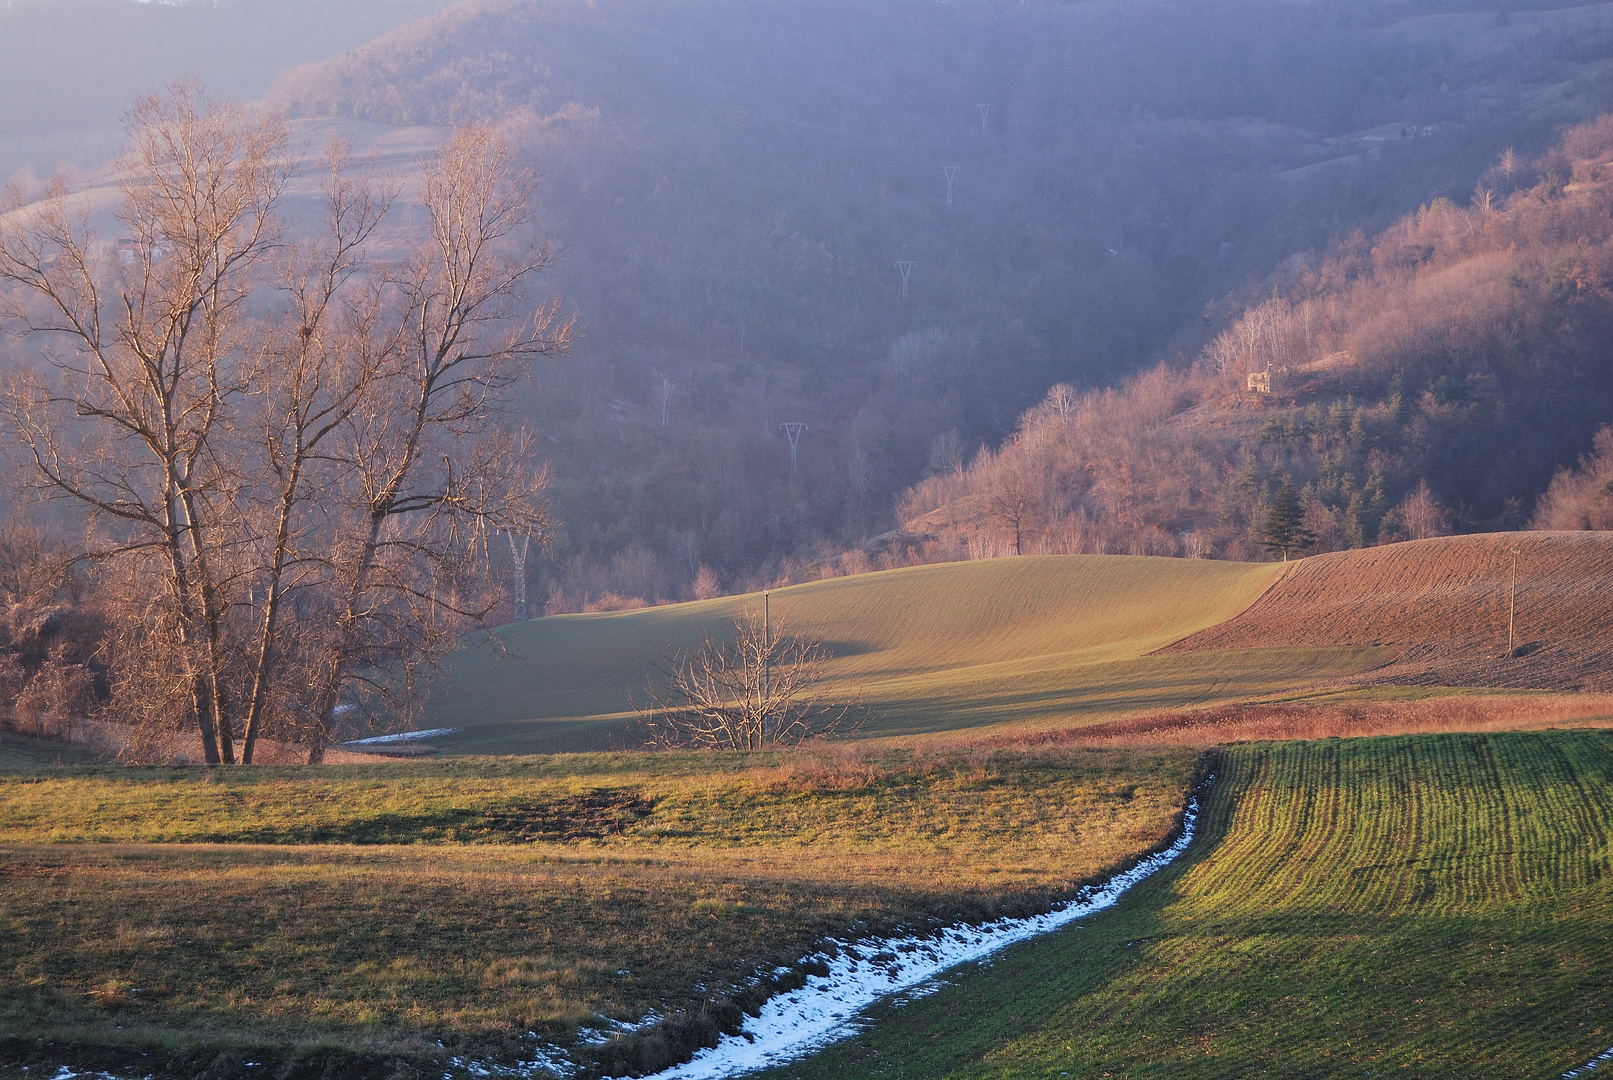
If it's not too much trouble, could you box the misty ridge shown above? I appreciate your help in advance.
[5,0,1613,618]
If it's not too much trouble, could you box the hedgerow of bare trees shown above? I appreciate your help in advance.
[0,81,572,763]
[635,612,865,750]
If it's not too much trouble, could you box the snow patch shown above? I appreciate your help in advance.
[1566,1046,1613,1077]
[342,727,457,746]
[650,787,1207,1078]
[445,1044,577,1079]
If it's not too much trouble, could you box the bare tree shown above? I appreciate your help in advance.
[0,80,291,764]
[1498,147,1519,194]
[236,138,397,763]
[1399,480,1450,541]
[0,84,572,764]
[295,123,571,761]
[691,564,722,600]
[985,449,1046,556]
[635,612,865,750]
[653,370,677,427]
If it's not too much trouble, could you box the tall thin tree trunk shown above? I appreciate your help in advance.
[241,456,303,765]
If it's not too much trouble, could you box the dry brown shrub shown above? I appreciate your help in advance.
[754,742,891,792]
[585,593,650,612]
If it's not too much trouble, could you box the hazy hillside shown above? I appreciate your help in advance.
[899,113,1613,563]
[5,0,1613,610]
[262,0,1613,608]
[0,0,454,182]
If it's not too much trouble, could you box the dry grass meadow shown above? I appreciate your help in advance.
[0,740,1201,1078]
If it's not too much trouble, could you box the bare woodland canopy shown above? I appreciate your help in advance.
[0,82,571,763]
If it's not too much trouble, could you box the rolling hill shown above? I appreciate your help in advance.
[425,553,1352,754]
[423,531,1613,755]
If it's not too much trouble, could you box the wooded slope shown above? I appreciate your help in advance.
[899,115,1613,565]
[260,0,1613,604]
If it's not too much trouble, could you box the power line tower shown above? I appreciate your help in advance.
[895,260,916,298]
[977,103,993,134]
[780,422,807,482]
[942,165,958,207]
[506,531,531,621]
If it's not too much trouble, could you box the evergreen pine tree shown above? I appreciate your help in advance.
[1260,479,1315,560]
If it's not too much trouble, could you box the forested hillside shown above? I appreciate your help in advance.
[263,0,1613,607]
[898,115,1613,562]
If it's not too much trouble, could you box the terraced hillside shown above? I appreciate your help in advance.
[426,555,1393,754]
[1164,532,1613,692]
[767,730,1613,1079]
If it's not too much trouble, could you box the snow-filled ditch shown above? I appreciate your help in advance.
[35,787,1205,1080]
[1566,1045,1613,1077]
[641,785,1208,1079]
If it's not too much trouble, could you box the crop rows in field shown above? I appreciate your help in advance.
[764,730,1613,1079]
[1192,733,1613,915]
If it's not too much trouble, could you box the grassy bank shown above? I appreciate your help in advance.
[762,730,1613,1079]
[0,743,1199,1078]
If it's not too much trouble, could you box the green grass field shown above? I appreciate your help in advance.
[761,730,1613,1080]
[0,743,1198,1078]
[427,555,1388,754]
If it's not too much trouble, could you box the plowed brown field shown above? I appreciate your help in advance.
[1162,531,1613,691]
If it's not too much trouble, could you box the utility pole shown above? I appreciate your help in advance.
[780,422,807,482]
[507,531,531,621]
[943,165,958,208]
[977,103,993,134]
[1507,545,1520,657]
[762,589,770,740]
[895,260,915,298]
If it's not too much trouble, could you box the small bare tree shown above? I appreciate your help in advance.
[635,612,865,750]
[1399,479,1450,541]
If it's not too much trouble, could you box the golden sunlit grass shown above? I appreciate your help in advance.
[427,554,1374,753]
[0,742,1199,1077]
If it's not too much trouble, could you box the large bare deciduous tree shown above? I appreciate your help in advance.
[0,80,572,763]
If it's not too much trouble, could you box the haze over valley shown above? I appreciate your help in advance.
[9,0,1613,608]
